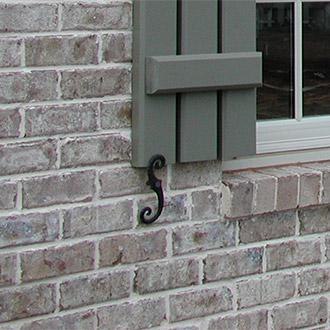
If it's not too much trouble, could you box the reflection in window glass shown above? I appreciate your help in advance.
[257,3,294,120]
[303,2,330,116]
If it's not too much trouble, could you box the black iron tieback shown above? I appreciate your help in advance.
[139,154,166,224]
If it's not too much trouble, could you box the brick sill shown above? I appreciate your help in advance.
[221,161,330,219]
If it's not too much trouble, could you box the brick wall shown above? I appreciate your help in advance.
[0,1,330,329]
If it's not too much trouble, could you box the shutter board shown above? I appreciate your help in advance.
[178,0,218,163]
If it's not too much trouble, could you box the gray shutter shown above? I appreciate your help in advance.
[132,0,262,167]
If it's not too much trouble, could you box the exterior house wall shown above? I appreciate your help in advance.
[0,1,330,329]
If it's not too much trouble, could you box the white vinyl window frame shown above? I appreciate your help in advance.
[224,0,330,171]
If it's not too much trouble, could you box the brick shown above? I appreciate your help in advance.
[60,270,130,310]
[236,273,295,309]
[192,189,220,220]
[0,108,20,138]
[25,103,97,137]
[0,4,58,32]
[100,99,132,129]
[0,180,17,210]
[63,200,133,238]
[97,298,166,330]
[99,166,149,198]
[173,221,235,256]
[134,258,199,294]
[170,161,222,190]
[207,310,268,330]
[62,2,132,30]
[239,210,296,244]
[0,211,59,248]
[60,67,131,100]
[102,32,132,63]
[26,35,98,66]
[0,38,21,67]
[222,173,253,218]
[0,70,58,104]
[0,139,57,175]
[21,310,95,330]
[0,253,17,287]
[204,247,263,282]
[21,241,95,282]
[169,287,233,322]
[99,229,167,267]
[325,235,330,260]
[60,134,131,168]
[169,327,199,330]
[0,283,56,322]
[271,297,327,330]
[266,239,321,271]
[22,170,95,208]
[298,267,330,296]
[299,205,330,235]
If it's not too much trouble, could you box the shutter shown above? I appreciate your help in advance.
[132,0,262,167]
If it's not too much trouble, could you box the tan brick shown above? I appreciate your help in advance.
[0,38,21,67]
[207,310,268,330]
[239,210,296,244]
[25,103,97,137]
[236,273,295,309]
[0,283,56,322]
[266,239,321,271]
[298,267,330,296]
[271,297,327,330]
[100,99,132,129]
[22,170,95,208]
[204,247,263,282]
[62,2,131,30]
[99,229,167,267]
[21,241,95,282]
[60,68,131,100]
[0,212,59,248]
[192,189,220,220]
[172,221,235,256]
[25,35,98,66]
[0,108,20,138]
[0,253,17,287]
[60,270,130,310]
[0,139,57,175]
[102,32,132,63]
[134,258,199,294]
[0,180,17,210]
[169,287,233,322]
[61,134,131,168]
[0,70,58,104]
[299,205,330,235]
[21,310,95,330]
[97,298,165,330]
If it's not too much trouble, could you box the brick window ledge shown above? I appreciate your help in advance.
[221,161,330,219]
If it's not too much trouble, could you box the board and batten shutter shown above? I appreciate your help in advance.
[132,0,262,167]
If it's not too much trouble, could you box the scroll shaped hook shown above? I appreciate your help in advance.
[140,154,166,224]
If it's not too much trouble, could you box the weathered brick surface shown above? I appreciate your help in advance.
[21,310,95,330]
[299,205,330,235]
[0,180,17,210]
[0,139,57,175]
[0,38,21,67]
[239,210,296,244]
[266,239,321,271]
[25,103,97,137]
[0,253,17,287]
[97,298,166,330]
[192,189,220,220]
[100,99,132,129]
[0,108,20,138]
[99,230,167,267]
[271,297,327,330]
[22,170,95,208]
[134,258,199,294]
[172,221,235,256]
[298,267,330,296]
[204,247,263,282]
[21,241,95,282]
[236,273,295,309]
[60,270,130,310]
[102,32,132,63]
[60,134,131,168]
[169,287,233,322]
[0,283,56,322]
[25,35,98,66]
[60,68,131,100]
[207,310,268,330]
[0,212,59,248]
